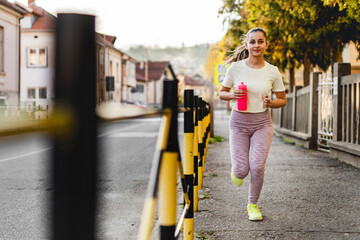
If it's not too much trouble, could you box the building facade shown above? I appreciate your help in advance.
[0,0,25,106]
[16,0,56,109]
[135,61,177,108]
[95,33,136,104]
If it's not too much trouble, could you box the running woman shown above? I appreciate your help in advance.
[219,27,287,221]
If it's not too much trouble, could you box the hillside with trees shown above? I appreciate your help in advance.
[124,44,210,77]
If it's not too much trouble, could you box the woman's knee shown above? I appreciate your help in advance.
[232,166,249,179]
[250,164,265,177]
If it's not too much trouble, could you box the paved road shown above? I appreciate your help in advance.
[0,133,51,240]
[97,117,165,239]
[0,116,180,239]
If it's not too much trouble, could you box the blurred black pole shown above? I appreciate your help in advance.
[52,14,97,240]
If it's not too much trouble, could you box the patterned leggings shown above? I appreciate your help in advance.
[229,110,273,204]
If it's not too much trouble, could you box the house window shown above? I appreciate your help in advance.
[28,88,36,99]
[39,87,47,99]
[0,26,3,72]
[27,48,47,67]
[136,84,144,93]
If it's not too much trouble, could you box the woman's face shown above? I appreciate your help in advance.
[245,31,268,58]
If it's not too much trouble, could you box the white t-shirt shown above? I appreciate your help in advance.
[222,59,285,113]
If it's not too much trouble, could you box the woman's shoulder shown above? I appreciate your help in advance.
[265,61,280,73]
[229,60,246,69]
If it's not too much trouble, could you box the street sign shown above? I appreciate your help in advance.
[214,63,228,85]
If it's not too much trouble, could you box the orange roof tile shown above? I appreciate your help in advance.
[29,5,56,30]
[136,61,170,81]
[183,75,204,86]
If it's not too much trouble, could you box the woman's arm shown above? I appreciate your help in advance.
[219,85,246,101]
[264,91,286,108]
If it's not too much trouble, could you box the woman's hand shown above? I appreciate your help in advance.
[233,88,246,99]
[264,95,271,108]
[263,92,286,108]
[219,85,247,101]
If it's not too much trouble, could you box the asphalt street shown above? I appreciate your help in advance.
[0,116,174,239]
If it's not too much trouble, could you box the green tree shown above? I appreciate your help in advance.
[218,0,360,87]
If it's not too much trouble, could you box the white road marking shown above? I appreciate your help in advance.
[97,122,151,138]
[0,117,184,163]
[0,147,52,164]
[108,132,159,138]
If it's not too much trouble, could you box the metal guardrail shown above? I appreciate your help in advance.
[0,14,211,240]
[0,105,49,136]
[0,105,49,121]
[137,87,211,240]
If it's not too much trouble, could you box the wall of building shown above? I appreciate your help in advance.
[130,81,146,105]
[0,6,22,105]
[20,31,55,108]
[343,42,360,74]
[107,48,122,102]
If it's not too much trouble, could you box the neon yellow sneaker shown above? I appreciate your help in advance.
[247,203,263,221]
[231,173,243,186]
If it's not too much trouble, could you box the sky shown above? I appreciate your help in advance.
[14,0,228,49]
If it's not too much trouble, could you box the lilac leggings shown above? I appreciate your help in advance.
[229,110,273,204]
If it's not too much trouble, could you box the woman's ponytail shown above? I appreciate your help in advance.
[225,43,249,64]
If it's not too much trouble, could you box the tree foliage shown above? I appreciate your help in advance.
[214,0,360,86]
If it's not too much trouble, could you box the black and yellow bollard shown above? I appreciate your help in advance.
[52,14,97,240]
[193,96,199,212]
[137,108,171,240]
[202,101,207,171]
[197,97,204,190]
[183,90,194,239]
[204,102,211,168]
[159,79,179,240]
[202,101,210,170]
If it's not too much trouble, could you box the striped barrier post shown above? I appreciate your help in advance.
[202,101,207,171]
[204,103,211,168]
[197,97,204,190]
[193,96,199,212]
[201,100,207,172]
[137,108,172,240]
[159,79,178,240]
[183,90,194,239]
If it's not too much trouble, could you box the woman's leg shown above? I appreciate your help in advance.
[248,124,273,204]
[229,112,251,179]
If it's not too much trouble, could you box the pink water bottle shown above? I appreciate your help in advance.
[237,82,247,111]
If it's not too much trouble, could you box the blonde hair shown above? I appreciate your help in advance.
[225,27,267,65]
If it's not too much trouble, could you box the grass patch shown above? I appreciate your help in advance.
[295,144,303,147]
[196,234,209,240]
[341,161,354,168]
[199,193,211,200]
[195,231,214,239]
[209,173,218,177]
[282,138,295,144]
[203,194,211,199]
[209,135,224,144]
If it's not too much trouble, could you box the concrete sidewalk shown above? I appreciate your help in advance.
[194,110,360,239]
